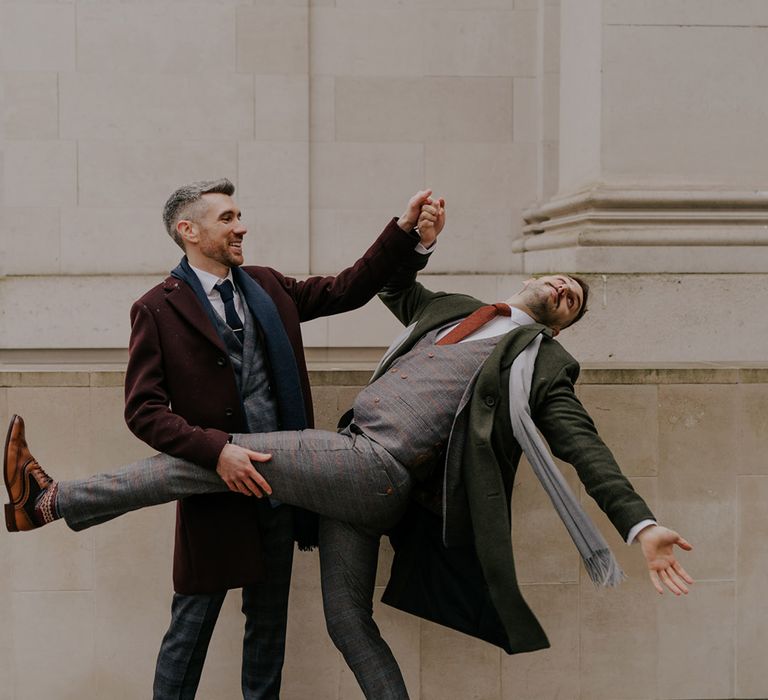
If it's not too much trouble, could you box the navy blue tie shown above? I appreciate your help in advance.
[215,280,244,344]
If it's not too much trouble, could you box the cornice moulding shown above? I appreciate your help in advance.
[516,187,768,256]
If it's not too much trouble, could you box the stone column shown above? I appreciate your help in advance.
[516,0,768,274]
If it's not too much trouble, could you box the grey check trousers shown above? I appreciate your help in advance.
[57,427,413,700]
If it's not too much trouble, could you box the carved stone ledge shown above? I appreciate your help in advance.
[516,187,768,272]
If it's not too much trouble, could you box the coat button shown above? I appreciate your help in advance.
[484,396,496,407]
[386,487,393,495]
[216,356,226,367]
[224,408,234,417]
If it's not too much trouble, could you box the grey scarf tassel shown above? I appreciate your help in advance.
[508,334,625,587]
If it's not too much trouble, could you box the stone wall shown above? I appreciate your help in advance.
[1,366,766,700]
[1,0,543,358]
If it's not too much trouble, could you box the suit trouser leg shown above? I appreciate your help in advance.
[319,518,409,700]
[153,590,226,700]
[240,503,294,699]
[151,504,293,700]
[57,429,410,532]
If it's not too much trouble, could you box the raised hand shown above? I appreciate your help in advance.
[636,524,694,595]
[416,197,446,247]
[397,189,434,233]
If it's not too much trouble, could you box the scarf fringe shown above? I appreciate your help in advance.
[509,332,627,590]
[584,549,626,587]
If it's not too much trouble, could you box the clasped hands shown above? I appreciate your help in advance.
[398,189,446,248]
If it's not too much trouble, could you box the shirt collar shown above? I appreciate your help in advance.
[188,264,234,296]
[507,306,537,326]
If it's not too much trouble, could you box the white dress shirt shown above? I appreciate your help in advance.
[189,265,245,325]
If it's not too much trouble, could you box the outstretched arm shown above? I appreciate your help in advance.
[636,523,694,595]
[282,190,436,321]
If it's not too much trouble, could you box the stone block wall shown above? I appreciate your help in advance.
[1,365,766,699]
[1,0,547,357]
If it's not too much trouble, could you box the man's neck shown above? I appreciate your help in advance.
[507,298,535,318]
[185,253,230,279]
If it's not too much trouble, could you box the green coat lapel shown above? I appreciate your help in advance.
[443,323,552,548]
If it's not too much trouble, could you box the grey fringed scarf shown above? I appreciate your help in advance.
[508,332,625,587]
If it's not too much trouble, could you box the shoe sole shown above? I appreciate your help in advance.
[4,414,20,532]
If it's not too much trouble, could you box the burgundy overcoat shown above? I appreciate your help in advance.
[124,219,417,594]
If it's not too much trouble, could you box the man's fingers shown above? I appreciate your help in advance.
[245,449,272,463]
[649,570,664,595]
[673,561,694,584]
[231,479,254,496]
[247,467,272,496]
[238,479,263,498]
[659,569,683,596]
[413,189,432,206]
[675,535,693,551]
[239,483,261,497]
[666,567,689,594]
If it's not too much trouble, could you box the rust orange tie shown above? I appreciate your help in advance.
[435,303,512,345]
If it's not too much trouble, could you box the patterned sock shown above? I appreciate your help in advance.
[34,482,61,525]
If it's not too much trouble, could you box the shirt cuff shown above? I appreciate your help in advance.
[414,240,436,254]
[626,519,657,545]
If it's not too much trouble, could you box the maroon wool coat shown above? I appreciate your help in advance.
[124,219,418,594]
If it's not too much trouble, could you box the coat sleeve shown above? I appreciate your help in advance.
[270,218,422,322]
[376,239,448,326]
[124,301,230,469]
[530,358,655,539]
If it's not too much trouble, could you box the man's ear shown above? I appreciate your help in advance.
[177,219,198,246]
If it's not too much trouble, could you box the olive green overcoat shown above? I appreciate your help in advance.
[374,280,655,653]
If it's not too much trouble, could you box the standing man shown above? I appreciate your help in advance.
[121,179,432,698]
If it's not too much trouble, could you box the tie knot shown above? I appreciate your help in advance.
[215,279,235,302]
[493,302,511,317]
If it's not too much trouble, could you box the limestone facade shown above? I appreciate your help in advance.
[3,0,767,360]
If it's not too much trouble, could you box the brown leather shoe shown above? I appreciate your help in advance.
[3,415,55,532]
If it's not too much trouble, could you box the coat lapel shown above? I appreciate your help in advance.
[442,323,551,548]
[164,278,226,352]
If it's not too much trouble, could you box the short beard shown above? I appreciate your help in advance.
[521,288,558,328]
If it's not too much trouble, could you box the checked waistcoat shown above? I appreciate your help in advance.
[352,328,501,478]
